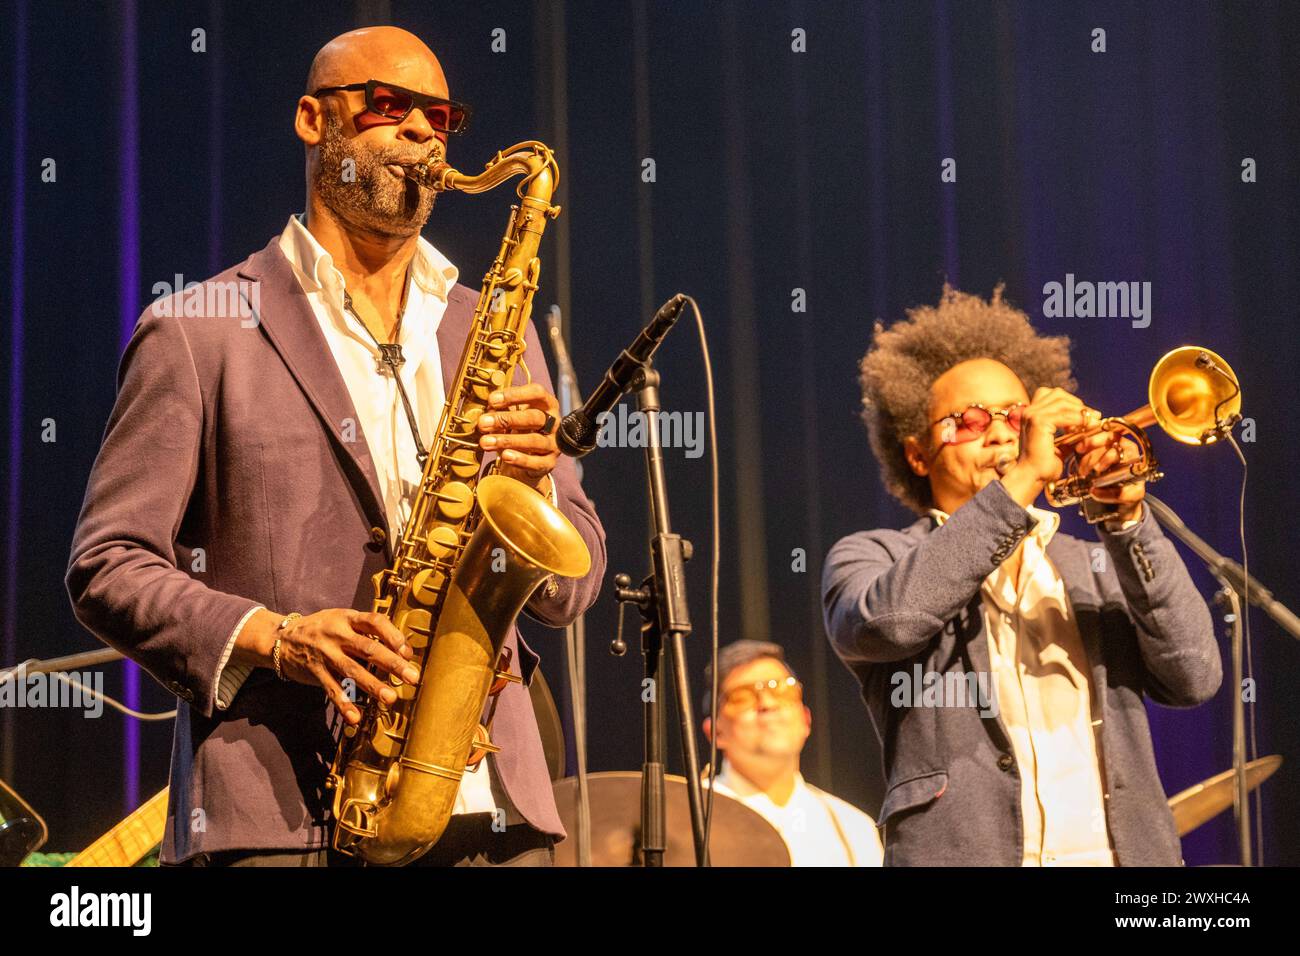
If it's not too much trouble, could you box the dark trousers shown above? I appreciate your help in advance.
[181,816,554,867]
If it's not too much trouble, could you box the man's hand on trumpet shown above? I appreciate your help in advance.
[1077,432,1146,523]
[998,386,1145,522]
[998,386,1102,508]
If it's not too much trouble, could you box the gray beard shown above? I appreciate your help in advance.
[314,112,438,239]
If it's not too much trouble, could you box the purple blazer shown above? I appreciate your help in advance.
[66,237,607,863]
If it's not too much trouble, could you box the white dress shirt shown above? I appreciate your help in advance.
[214,214,518,822]
[930,502,1115,866]
[709,762,884,867]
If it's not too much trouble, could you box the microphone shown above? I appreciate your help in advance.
[1194,350,1243,437]
[557,294,688,458]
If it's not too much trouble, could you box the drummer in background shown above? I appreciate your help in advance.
[701,640,883,866]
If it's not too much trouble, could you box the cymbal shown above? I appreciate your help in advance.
[1168,755,1283,837]
[527,666,565,781]
[552,771,790,867]
[0,776,47,866]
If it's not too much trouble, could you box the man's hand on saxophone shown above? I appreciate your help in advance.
[229,608,419,725]
[477,382,563,498]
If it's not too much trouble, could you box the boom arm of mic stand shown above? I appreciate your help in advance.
[1145,494,1275,865]
[1145,495,1300,640]
[1,647,124,681]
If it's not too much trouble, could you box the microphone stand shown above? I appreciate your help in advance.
[0,647,124,681]
[1145,494,1300,866]
[611,362,709,866]
[545,306,592,869]
[1212,581,1250,866]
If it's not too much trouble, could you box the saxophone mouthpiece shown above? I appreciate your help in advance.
[404,144,447,189]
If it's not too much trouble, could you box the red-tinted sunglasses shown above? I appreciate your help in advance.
[932,402,1026,445]
[312,79,472,135]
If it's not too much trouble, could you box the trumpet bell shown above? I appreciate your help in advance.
[1149,346,1241,445]
[1047,344,1241,521]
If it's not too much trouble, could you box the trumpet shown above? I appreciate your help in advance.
[1045,346,1242,521]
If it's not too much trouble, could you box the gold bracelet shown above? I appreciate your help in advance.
[273,612,302,681]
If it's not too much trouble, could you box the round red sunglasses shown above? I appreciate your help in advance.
[932,402,1026,445]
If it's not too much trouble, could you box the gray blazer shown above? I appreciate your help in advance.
[822,479,1221,866]
[66,237,606,863]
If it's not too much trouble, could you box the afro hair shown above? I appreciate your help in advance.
[858,284,1075,514]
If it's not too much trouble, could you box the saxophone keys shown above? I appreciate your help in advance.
[490,669,524,695]
[446,447,479,478]
[466,724,501,770]
[386,672,418,701]
[410,567,449,606]
[393,608,432,650]
[471,369,508,400]
[489,647,523,696]
[372,713,407,758]
[451,406,483,437]
[433,480,475,520]
[394,607,431,633]
[372,732,400,759]
[424,523,461,559]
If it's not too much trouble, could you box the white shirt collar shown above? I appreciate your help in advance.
[717,760,807,806]
[278,213,459,303]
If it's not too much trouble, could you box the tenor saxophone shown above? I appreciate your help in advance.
[326,141,591,865]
